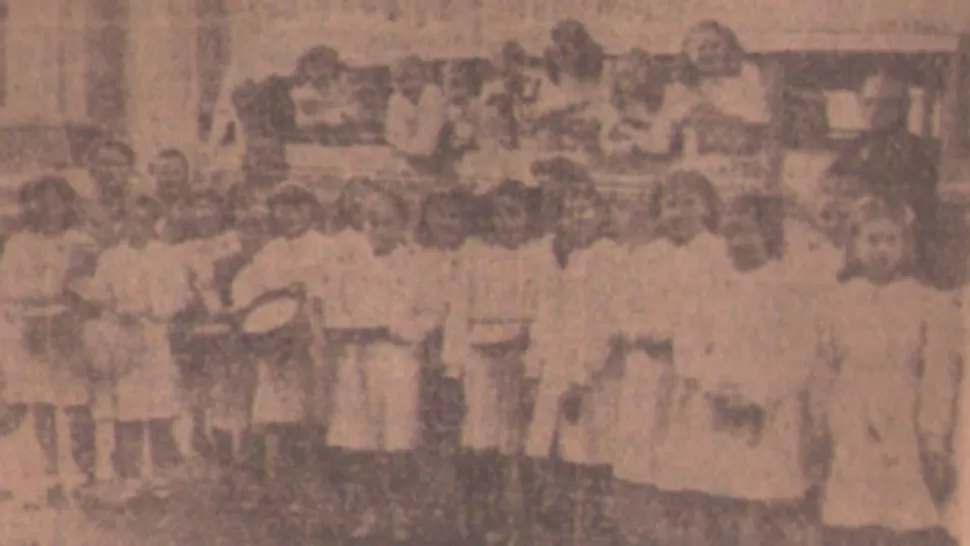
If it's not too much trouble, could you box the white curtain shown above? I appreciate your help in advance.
[127,0,200,169]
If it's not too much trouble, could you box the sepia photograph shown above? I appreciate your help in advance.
[0,0,967,544]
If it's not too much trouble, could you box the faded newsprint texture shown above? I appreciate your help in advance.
[0,1,968,545]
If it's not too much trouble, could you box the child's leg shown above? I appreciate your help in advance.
[32,404,58,480]
[148,419,184,474]
[93,419,117,482]
[114,421,145,483]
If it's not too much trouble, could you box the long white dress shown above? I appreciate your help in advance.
[651,258,828,502]
[443,236,557,454]
[230,229,338,425]
[821,278,961,531]
[611,232,729,486]
[0,230,97,407]
[83,240,195,421]
[326,244,437,452]
[524,237,625,465]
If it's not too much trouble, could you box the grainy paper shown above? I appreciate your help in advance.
[0,1,967,544]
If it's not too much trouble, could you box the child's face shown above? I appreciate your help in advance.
[685,29,734,76]
[659,187,708,245]
[491,197,530,248]
[271,201,313,239]
[558,194,601,248]
[853,217,906,284]
[193,199,224,238]
[723,213,769,272]
[89,147,132,197]
[30,188,71,234]
[363,198,406,255]
[153,155,189,201]
[394,66,425,98]
[123,207,159,245]
[425,202,466,249]
[816,198,848,245]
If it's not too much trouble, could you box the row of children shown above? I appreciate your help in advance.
[0,146,961,546]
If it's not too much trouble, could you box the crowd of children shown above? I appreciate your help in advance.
[0,131,961,546]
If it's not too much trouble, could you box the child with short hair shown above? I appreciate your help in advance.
[524,182,625,544]
[0,176,98,505]
[820,196,961,546]
[611,170,728,546]
[79,194,194,499]
[635,194,826,546]
[325,187,437,543]
[171,190,240,465]
[441,179,555,545]
[230,184,333,482]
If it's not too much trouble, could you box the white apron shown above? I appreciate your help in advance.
[525,238,624,465]
[822,279,949,531]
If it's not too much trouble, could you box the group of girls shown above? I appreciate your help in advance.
[0,145,962,546]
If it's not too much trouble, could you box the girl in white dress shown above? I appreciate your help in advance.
[230,184,334,482]
[441,179,554,544]
[644,20,770,158]
[80,195,195,498]
[0,176,98,505]
[649,195,826,546]
[611,170,726,546]
[460,41,541,186]
[820,197,961,546]
[324,187,438,543]
[410,189,478,452]
[525,182,624,544]
[527,20,610,166]
[599,49,664,160]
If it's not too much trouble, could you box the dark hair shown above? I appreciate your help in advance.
[675,20,745,87]
[646,170,721,233]
[155,147,189,167]
[414,188,477,248]
[128,194,165,222]
[723,194,783,259]
[333,177,381,231]
[85,138,136,167]
[295,45,342,84]
[545,20,605,85]
[359,187,411,228]
[268,184,320,210]
[481,179,544,240]
[530,156,593,185]
[19,175,80,230]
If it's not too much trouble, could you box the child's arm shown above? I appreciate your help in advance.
[916,295,963,456]
[440,251,471,380]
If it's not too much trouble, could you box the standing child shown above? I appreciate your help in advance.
[325,187,437,543]
[230,184,333,483]
[524,182,625,544]
[641,194,828,546]
[0,176,99,505]
[411,189,478,453]
[820,196,961,546]
[172,190,240,465]
[79,194,194,499]
[610,170,726,546]
[441,179,554,545]
[207,183,270,473]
